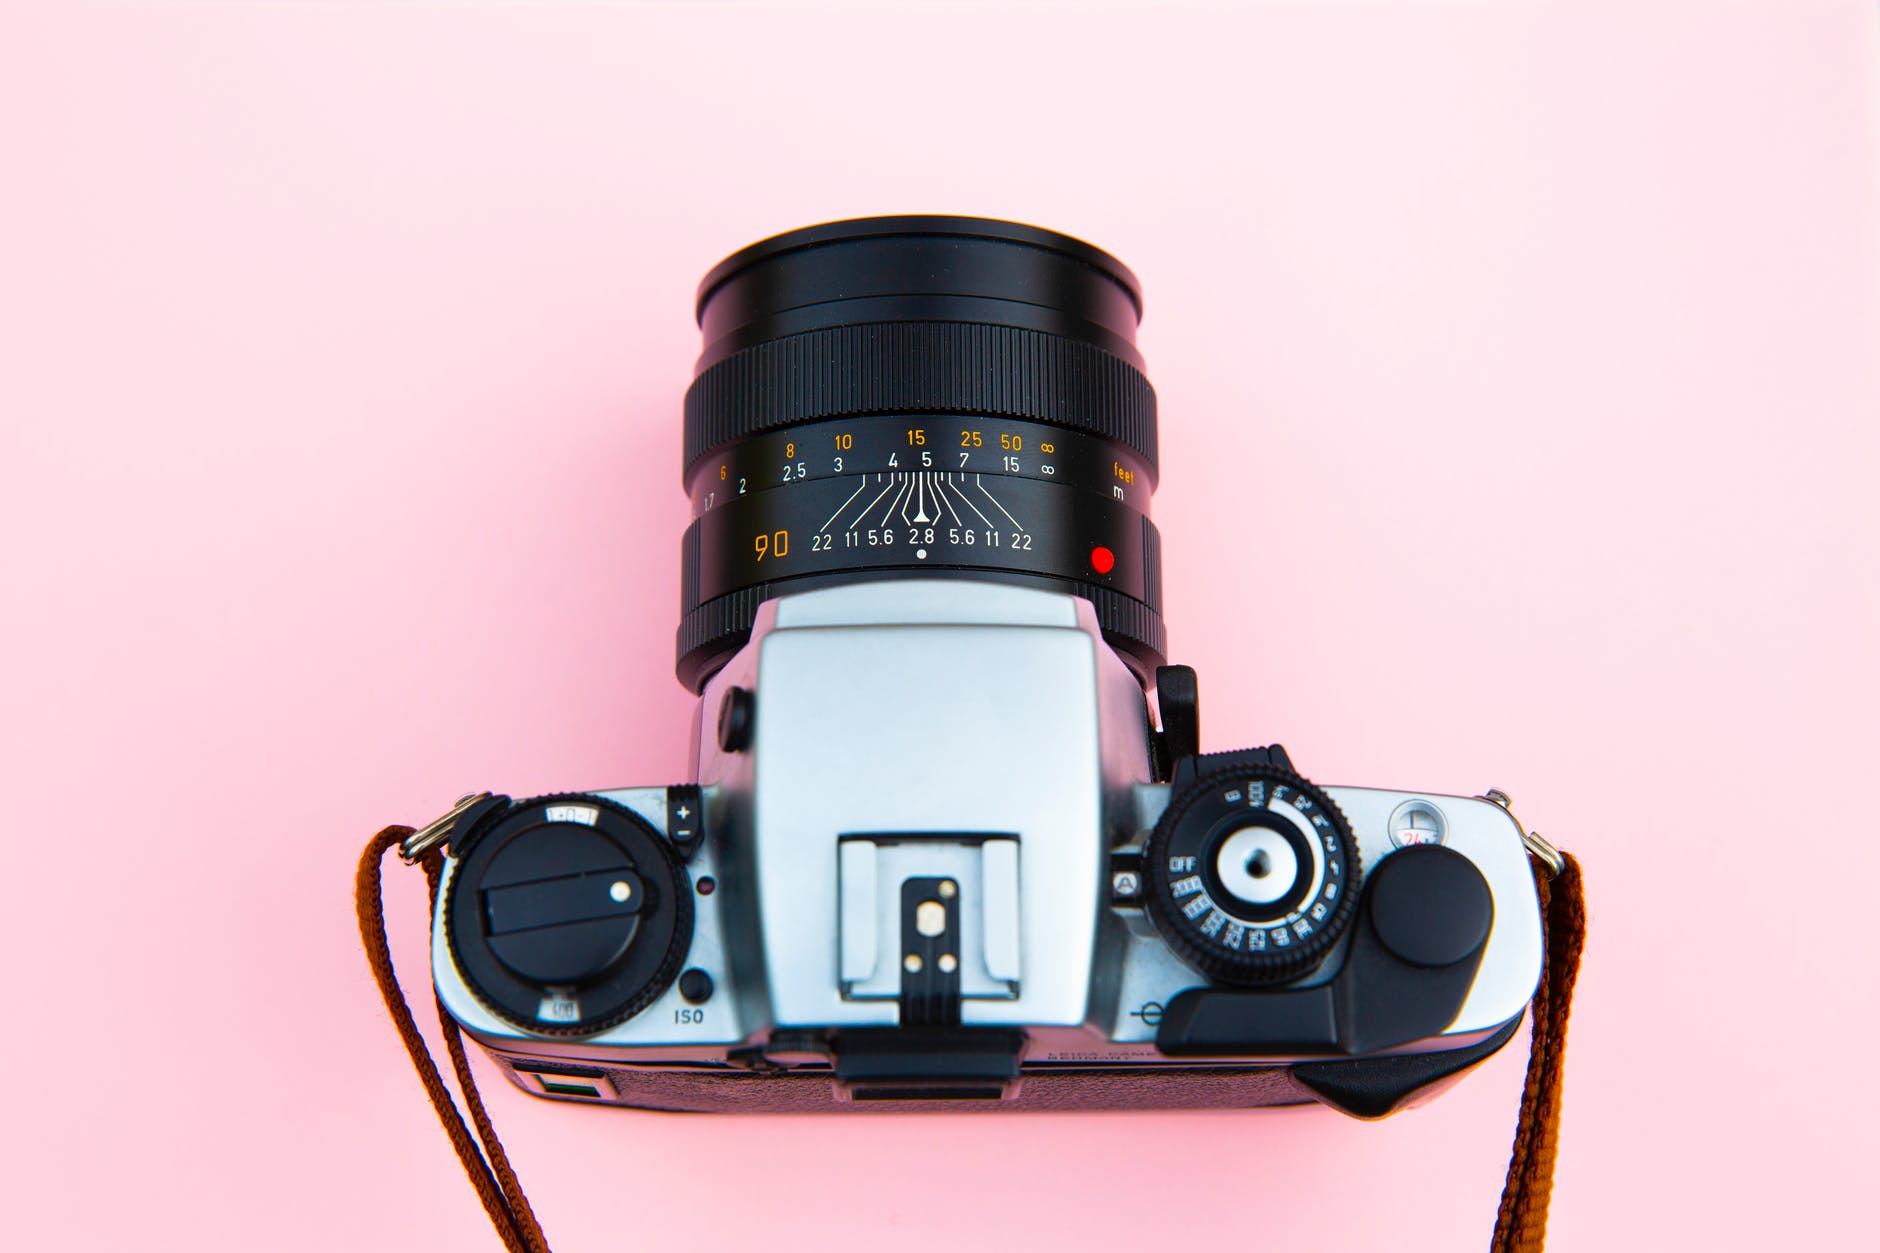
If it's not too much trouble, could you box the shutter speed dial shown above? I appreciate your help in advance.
[1144,763,1361,986]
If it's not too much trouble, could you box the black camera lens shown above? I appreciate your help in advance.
[676,215,1165,691]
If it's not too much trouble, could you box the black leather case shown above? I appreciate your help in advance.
[484,1016,1522,1119]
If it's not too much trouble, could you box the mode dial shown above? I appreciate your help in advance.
[1144,761,1361,985]
[444,795,693,1036]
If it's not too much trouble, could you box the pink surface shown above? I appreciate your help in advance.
[4,2,1877,1249]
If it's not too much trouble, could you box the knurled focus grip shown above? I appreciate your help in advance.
[682,321,1158,486]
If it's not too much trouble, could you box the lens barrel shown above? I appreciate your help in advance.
[677,216,1165,690]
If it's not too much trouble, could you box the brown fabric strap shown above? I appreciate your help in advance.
[1491,851,1585,1251]
[356,827,552,1253]
[360,824,1579,1253]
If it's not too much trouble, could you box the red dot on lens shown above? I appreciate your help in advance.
[697,877,716,896]
[1090,546,1116,575]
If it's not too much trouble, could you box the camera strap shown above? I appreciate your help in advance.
[357,827,1583,1253]
[1492,849,1585,1252]
[357,826,550,1253]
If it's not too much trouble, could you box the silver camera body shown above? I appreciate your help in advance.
[423,216,1550,1115]
[430,580,1545,1114]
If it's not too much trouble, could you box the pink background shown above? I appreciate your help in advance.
[4,2,1877,1249]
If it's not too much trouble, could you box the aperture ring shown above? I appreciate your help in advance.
[676,574,1167,693]
[682,322,1158,485]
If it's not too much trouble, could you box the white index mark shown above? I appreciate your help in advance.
[818,479,869,533]
[881,475,910,525]
[850,474,897,529]
[932,476,963,526]
[953,473,995,528]
[976,475,1024,531]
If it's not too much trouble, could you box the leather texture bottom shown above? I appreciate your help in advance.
[482,1016,1526,1117]
[491,1057,1321,1113]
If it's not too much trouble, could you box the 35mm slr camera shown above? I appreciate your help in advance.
[406,217,1556,1116]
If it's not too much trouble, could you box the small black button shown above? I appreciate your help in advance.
[1109,850,1145,903]
[1155,665,1200,767]
[679,968,714,1004]
[666,784,703,860]
[717,687,754,752]
[1366,845,1493,968]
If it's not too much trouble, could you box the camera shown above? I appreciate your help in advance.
[410,217,1552,1115]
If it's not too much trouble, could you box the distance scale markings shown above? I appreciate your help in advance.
[688,415,1152,517]
[820,470,1027,546]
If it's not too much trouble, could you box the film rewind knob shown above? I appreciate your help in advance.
[443,795,694,1036]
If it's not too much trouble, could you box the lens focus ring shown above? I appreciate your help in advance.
[682,321,1158,487]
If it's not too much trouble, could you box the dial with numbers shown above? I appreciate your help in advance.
[1143,764,1362,986]
[689,415,1152,516]
[679,414,1165,688]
